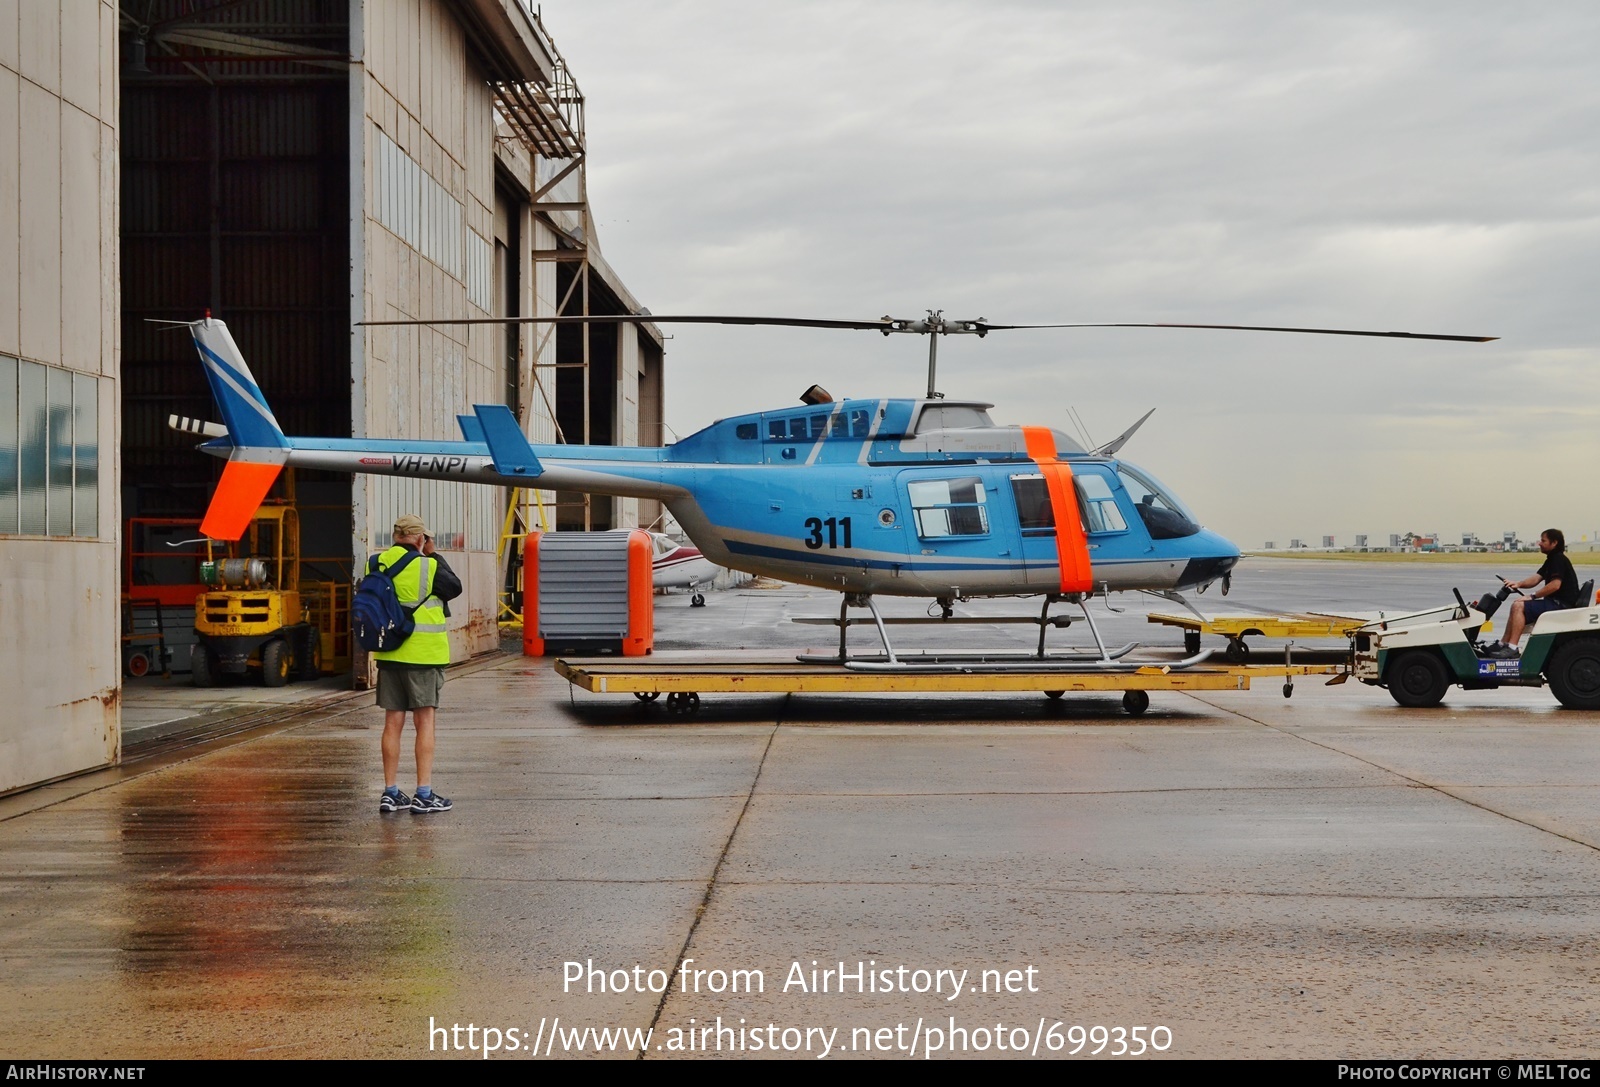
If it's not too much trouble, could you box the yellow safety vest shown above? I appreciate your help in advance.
[371,545,450,666]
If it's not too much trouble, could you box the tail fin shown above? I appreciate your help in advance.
[201,458,284,541]
[190,318,288,450]
[189,318,288,540]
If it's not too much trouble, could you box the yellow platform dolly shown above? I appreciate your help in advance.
[555,652,1342,717]
[1146,611,1366,662]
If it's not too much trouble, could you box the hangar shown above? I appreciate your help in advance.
[0,0,663,793]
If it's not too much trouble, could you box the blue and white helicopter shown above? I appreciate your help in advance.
[178,311,1492,666]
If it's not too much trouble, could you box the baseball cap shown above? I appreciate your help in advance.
[393,514,429,538]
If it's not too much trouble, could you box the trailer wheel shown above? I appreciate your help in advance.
[1043,690,1064,700]
[1224,638,1250,663]
[634,691,660,702]
[191,644,216,687]
[1184,631,1201,655]
[261,639,290,688]
[1547,639,1600,710]
[1122,690,1150,716]
[1387,649,1449,708]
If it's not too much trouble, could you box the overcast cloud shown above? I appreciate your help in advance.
[545,1,1600,547]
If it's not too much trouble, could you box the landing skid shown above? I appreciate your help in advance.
[798,591,1161,670]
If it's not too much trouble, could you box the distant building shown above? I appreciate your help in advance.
[1390,533,1402,547]
[1355,534,1368,548]
[1290,538,1303,549]
[1263,541,1275,550]
[1322,535,1335,548]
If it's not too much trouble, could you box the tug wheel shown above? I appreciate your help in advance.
[1122,690,1150,716]
[1548,639,1600,710]
[1387,649,1449,708]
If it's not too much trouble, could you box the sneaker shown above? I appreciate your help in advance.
[379,789,413,813]
[411,791,453,814]
[1489,642,1521,659]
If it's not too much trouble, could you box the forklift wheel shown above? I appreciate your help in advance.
[1387,649,1449,708]
[124,649,151,678]
[261,639,290,688]
[295,628,322,680]
[1548,639,1600,710]
[191,644,216,687]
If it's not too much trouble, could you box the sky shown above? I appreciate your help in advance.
[542,1,1600,548]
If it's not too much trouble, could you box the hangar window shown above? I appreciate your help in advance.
[0,356,99,539]
[908,476,989,538]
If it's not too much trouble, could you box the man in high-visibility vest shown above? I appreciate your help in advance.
[375,514,462,814]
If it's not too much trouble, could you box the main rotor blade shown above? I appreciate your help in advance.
[356,313,1497,342]
[357,314,894,330]
[977,321,1498,343]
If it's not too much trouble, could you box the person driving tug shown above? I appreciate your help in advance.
[1484,529,1580,659]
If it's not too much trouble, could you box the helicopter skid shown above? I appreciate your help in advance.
[826,646,1213,674]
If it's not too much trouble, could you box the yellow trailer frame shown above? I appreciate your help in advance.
[554,653,1343,716]
[1146,611,1366,661]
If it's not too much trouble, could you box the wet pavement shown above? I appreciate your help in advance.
[3,558,1599,1059]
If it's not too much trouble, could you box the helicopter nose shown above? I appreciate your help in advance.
[1176,530,1241,589]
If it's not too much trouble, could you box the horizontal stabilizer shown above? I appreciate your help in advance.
[456,414,486,442]
[472,404,543,477]
[169,414,229,439]
[200,457,284,541]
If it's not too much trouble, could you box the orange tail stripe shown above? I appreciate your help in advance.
[1021,427,1094,594]
[200,460,283,540]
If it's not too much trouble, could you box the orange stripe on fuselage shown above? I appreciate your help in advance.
[1021,427,1094,594]
[199,459,283,541]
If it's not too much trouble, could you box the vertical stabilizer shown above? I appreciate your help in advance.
[189,318,289,540]
[190,318,288,449]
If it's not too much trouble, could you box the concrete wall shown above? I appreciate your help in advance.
[0,2,121,792]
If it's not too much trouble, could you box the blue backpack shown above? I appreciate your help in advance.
[352,550,427,652]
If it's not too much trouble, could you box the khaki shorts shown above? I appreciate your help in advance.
[376,666,444,710]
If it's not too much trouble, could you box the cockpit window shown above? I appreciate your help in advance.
[1074,473,1127,534]
[736,423,757,440]
[1116,466,1199,539]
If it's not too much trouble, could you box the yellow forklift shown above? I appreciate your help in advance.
[192,503,321,687]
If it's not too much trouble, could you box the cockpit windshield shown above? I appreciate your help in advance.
[1116,465,1200,539]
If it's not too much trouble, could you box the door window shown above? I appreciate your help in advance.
[908,476,989,538]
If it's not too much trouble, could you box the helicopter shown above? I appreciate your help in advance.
[176,311,1493,664]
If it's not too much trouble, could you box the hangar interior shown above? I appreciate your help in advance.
[0,0,665,795]
[117,0,663,678]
